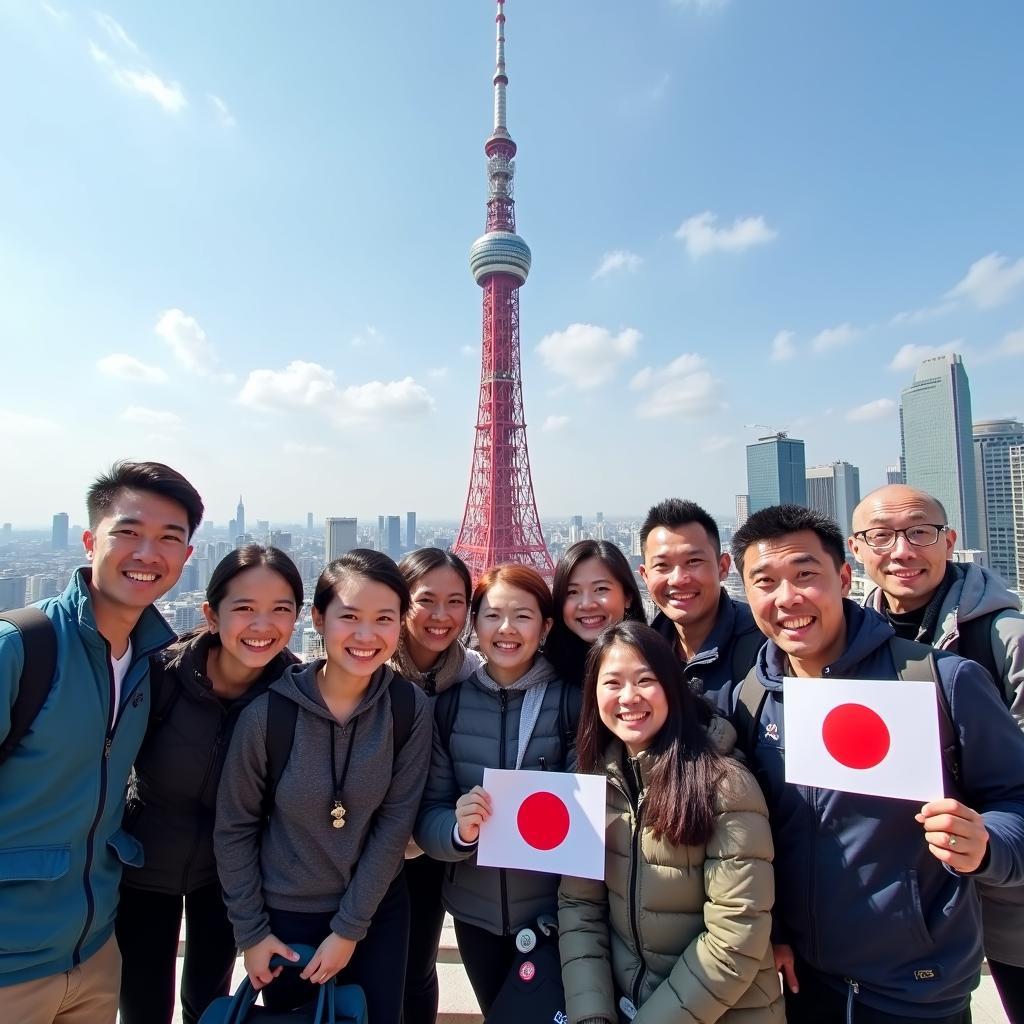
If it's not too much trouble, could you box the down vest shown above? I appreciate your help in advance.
[558,719,783,1024]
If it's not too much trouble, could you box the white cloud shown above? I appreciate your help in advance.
[946,252,1024,310]
[96,353,167,383]
[88,41,186,114]
[631,353,725,419]
[674,211,777,258]
[208,93,236,128]
[0,409,60,436]
[349,325,379,349]
[847,398,896,422]
[770,329,796,362]
[811,322,858,353]
[536,324,640,389]
[701,434,733,453]
[888,300,957,327]
[238,360,434,426]
[41,2,70,26]
[155,309,217,374]
[92,11,140,53]
[542,414,570,432]
[592,250,643,280]
[121,405,182,427]
[888,341,961,372]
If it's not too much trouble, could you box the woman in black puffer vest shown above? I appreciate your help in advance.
[115,545,302,1024]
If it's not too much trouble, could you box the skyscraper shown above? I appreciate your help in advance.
[235,496,246,541]
[974,418,1024,587]
[899,354,979,549]
[377,515,386,552]
[307,512,314,532]
[806,461,861,535]
[1011,446,1024,590]
[406,512,417,552]
[325,517,357,563]
[746,434,806,513]
[51,512,69,550]
[735,494,750,528]
[453,0,553,582]
[385,516,402,560]
[885,464,903,485]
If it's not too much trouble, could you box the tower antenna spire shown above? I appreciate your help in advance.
[492,0,509,135]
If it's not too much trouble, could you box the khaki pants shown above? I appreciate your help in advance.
[0,935,121,1024]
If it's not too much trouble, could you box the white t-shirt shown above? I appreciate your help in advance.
[110,641,133,714]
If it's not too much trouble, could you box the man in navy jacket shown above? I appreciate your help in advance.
[730,504,1024,1023]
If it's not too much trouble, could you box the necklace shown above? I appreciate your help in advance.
[328,718,358,829]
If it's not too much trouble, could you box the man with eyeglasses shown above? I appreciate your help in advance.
[850,483,1024,1021]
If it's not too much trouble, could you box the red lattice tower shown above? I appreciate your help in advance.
[453,0,553,583]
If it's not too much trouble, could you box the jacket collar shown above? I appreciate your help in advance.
[651,589,746,666]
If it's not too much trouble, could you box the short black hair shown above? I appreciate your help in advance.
[313,549,411,618]
[87,460,204,538]
[731,504,846,576]
[639,498,720,555]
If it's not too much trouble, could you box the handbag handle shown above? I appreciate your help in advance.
[222,944,330,1024]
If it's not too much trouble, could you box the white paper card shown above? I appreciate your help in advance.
[477,768,606,880]
[783,675,945,802]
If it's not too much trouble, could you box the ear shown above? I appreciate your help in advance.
[847,535,864,564]
[540,616,554,646]
[840,560,852,597]
[637,563,648,585]
[201,601,218,633]
[311,606,325,636]
[83,530,96,561]
[944,528,957,556]
[718,551,731,582]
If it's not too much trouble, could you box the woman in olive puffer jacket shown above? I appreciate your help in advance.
[558,622,784,1024]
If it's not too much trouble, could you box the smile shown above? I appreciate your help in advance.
[888,569,925,579]
[492,640,521,651]
[617,710,650,724]
[779,616,814,630]
[123,571,158,582]
[241,638,275,649]
[345,647,379,659]
[425,627,452,637]
[577,615,605,627]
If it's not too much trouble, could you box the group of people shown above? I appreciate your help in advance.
[1,460,1023,1024]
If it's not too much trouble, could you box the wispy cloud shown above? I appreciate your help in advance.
[593,250,643,280]
[89,41,186,114]
[888,301,957,327]
[946,252,1024,310]
[847,399,896,422]
[155,309,218,374]
[40,2,70,26]
[121,405,182,427]
[208,94,237,128]
[92,11,139,53]
[97,353,167,383]
[675,211,777,258]
[631,353,725,419]
[770,330,796,362]
[536,324,640,389]
[889,341,961,372]
[349,325,380,349]
[542,414,570,432]
[811,322,859,354]
[0,409,61,436]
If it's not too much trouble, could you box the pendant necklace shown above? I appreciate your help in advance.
[329,717,358,829]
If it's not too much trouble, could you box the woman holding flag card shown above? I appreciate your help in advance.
[558,621,783,1024]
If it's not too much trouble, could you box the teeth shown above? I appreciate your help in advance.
[579,616,604,626]
[781,617,813,629]
[425,627,451,636]
[669,592,698,601]
[242,639,274,648]
[125,571,158,582]
[618,711,649,722]
[493,641,519,650]
[347,648,377,657]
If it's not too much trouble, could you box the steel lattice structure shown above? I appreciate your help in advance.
[453,0,554,583]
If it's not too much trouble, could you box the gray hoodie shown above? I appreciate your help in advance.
[215,661,432,949]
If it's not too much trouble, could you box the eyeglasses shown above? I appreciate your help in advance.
[853,524,948,550]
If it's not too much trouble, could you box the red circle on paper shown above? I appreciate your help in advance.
[516,791,571,850]
[822,703,891,769]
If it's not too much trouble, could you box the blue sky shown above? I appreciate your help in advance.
[1,0,1022,528]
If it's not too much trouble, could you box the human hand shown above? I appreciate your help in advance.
[455,785,492,843]
[773,943,798,993]
[301,932,357,984]
[242,934,299,990]
[916,798,990,873]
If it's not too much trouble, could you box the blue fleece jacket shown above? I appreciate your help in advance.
[0,569,175,985]
[742,600,1024,1018]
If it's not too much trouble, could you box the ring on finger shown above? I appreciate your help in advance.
[948,833,958,849]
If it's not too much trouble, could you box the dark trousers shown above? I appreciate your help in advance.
[989,959,1024,1024]
[784,961,972,1024]
[115,881,237,1024]
[403,855,446,1024]
[452,918,518,1017]
[263,873,409,1024]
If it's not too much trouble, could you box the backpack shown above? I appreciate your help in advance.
[734,636,962,791]
[953,611,1010,708]
[260,673,417,820]
[0,608,58,766]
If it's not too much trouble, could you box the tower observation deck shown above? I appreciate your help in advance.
[453,0,554,582]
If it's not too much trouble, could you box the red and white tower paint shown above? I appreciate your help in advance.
[453,0,554,582]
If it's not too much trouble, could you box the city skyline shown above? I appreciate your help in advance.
[1,3,1022,524]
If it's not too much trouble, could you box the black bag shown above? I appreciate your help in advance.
[484,918,566,1024]
[197,945,367,1024]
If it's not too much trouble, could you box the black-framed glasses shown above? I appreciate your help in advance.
[853,524,948,550]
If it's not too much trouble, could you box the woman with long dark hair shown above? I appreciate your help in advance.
[116,544,302,1024]
[544,539,646,687]
[559,621,783,1024]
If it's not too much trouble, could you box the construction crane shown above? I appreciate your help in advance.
[744,423,790,441]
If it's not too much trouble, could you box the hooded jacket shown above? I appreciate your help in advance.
[559,718,783,1024]
[122,630,297,895]
[214,660,432,949]
[743,600,1024,1018]
[0,569,174,985]
[414,657,579,935]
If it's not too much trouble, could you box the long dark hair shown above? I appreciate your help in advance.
[577,621,725,847]
[398,548,472,603]
[545,541,646,685]
[314,549,410,617]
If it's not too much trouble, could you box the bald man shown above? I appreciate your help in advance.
[850,483,1024,1019]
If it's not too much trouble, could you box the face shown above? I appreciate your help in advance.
[563,557,630,643]
[83,488,193,613]
[474,581,552,686]
[849,487,955,614]
[742,530,852,677]
[203,565,299,673]
[595,642,669,756]
[639,524,729,631]
[312,576,402,680]
[405,566,470,667]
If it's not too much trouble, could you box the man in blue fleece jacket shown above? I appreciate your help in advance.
[730,504,1024,1024]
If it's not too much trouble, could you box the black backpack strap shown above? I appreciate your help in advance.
[730,628,764,689]
[435,681,463,753]
[261,690,298,821]
[0,609,58,767]
[388,674,416,763]
[557,681,582,766]
[954,611,1008,707]
[733,666,769,763]
[889,637,961,790]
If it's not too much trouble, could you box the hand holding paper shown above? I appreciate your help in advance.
[456,785,492,844]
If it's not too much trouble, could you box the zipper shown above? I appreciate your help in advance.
[498,688,510,936]
[625,757,647,1006]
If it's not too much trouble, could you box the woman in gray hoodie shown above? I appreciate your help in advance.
[215,550,432,1023]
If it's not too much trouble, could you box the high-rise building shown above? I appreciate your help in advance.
[307,512,314,532]
[406,512,417,552]
[746,434,806,513]
[270,530,293,552]
[885,464,903,485]
[973,419,1024,587]
[51,512,69,550]
[1011,446,1024,590]
[899,354,979,549]
[570,515,583,544]
[0,576,27,612]
[377,515,386,552]
[806,461,861,535]
[228,519,237,543]
[326,517,358,563]
[453,1,553,582]
[0,523,11,544]
[385,516,402,560]
[735,495,749,528]
[235,496,246,541]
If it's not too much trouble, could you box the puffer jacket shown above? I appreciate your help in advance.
[558,718,783,1024]
[414,658,580,935]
